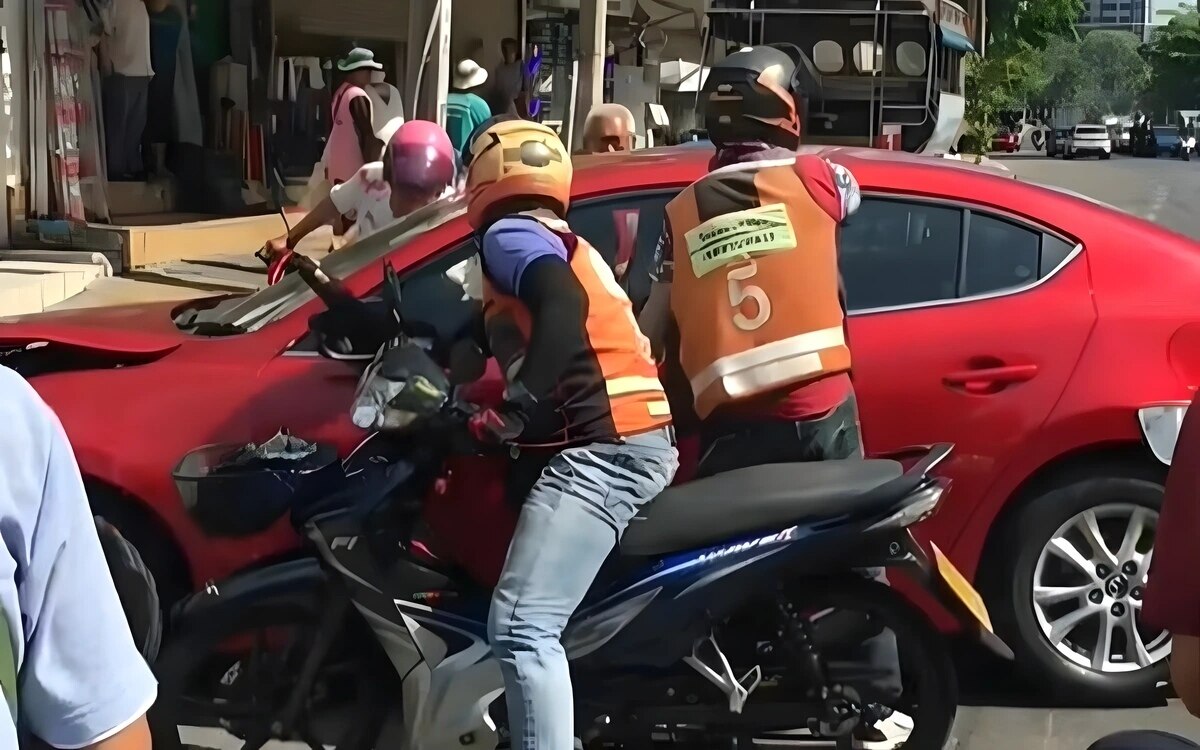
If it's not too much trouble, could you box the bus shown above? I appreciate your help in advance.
[702,0,982,153]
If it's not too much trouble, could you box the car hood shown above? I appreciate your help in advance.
[0,301,186,355]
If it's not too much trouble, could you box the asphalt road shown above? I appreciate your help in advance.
[998,150,1200,240]
[181,152,1200,750]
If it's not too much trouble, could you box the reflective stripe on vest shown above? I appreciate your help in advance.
[665,159,850,418]
[482,215,672,437]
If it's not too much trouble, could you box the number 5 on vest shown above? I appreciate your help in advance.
[727,261,771,331]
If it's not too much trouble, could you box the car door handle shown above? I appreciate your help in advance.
[943,364,1039,394]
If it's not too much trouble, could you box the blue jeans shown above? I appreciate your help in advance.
[488,428,678,750]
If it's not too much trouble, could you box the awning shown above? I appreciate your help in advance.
[939,23,976,53]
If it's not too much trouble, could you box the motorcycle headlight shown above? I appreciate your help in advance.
[1138,404,1189,465]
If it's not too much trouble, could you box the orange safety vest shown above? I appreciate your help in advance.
[482,213,672,441]
[664,158,850,419]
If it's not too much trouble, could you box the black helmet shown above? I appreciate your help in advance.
[702,44,804,149]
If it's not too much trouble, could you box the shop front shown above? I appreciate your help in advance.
[3,0,521,263]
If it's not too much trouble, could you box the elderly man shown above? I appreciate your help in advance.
[581,104,636,154]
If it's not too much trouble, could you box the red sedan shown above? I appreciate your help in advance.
[2,147,1197,705]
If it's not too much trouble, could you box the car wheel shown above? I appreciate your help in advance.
[990,471,1168,705]
[1101,152,1111,160]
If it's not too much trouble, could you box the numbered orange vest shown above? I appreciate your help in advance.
[482,214,672,441]
[664,159,850,419]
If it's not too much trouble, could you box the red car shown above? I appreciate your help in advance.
[3,147,1197,705]
[992,130,1020,153]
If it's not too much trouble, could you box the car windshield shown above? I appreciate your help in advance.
[1076,126,1107,135]
[178,194,467,332]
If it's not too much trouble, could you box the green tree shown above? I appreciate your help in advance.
[1078,31,1151,116]
[960,44,1047,152]
[1031,31,1149,118]
[1142,4,1200,110]
[989,0,1085,52]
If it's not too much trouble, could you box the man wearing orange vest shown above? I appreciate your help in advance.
[462,115,678,750]
[638,45,909,748]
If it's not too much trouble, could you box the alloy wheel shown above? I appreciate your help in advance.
[1031,503,1169,673]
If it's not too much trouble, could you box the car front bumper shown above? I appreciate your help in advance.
[1139,404,1190,464]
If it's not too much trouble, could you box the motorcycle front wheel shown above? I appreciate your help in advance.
[155,598,393,750]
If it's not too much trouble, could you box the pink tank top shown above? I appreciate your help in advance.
[325,83,370,184]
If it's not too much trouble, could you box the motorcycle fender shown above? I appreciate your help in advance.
[868,533,1015,661]
[170,557,330,626]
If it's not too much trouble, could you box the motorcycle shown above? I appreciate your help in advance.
[157,268,1011,750]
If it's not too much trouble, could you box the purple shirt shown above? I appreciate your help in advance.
[480,217,568,297]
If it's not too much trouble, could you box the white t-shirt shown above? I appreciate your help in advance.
[328,162,456,240]
[100,0,154,78]
[328,162,394,239]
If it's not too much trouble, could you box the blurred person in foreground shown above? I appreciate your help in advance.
[0,365,156,749]
[1086,397,1200,750]
[580,103,636,154]
[262,120,457,283]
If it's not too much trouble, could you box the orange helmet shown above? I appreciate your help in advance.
[465,117,572,229]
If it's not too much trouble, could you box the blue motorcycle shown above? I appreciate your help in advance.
[157,279,1010,750]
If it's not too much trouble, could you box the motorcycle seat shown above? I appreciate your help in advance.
[621,459,904,557]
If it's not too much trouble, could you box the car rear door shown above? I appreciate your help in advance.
[841,196,1097,549]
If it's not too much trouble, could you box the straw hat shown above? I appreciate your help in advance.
[453,59,489,90]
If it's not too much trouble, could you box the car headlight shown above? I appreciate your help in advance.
[1139,404,1189,465]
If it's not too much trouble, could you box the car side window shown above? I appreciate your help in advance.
[396,242,479,344]
[839,198,963,310]
[962,212,1040,296]
[567,191,675,310]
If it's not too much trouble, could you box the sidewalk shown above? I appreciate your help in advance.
[1,223,334,317]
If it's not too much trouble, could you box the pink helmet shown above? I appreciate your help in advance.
[386,120,457,193]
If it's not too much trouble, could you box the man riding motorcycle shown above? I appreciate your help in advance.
[635,44,907,748]
[462,115,679,750]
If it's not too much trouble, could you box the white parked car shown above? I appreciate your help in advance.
[1064,124,1113,160]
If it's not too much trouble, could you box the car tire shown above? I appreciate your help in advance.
[88,486,191,623]
[988,469,1168,706]
[1101,152,1111,160]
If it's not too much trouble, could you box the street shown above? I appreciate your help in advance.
[177,151,1200,750]
[999,152,1200,240]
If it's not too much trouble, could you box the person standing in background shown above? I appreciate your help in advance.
[326,48,386,234]
[366,69,406,147]
[143,0,181,177]
[580,104,636,154]
[446,60,491,158]
[99,0,154,180]
[490,38,528,118]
